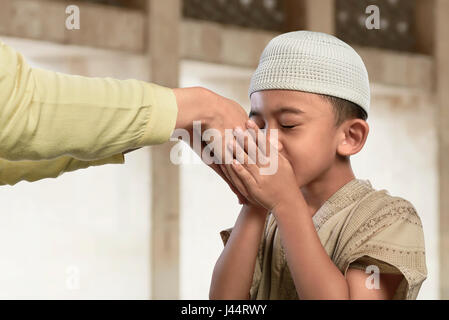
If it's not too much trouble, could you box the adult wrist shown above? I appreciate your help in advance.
[173,86,217,131]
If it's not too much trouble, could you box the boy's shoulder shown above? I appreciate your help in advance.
[352,181,422,227]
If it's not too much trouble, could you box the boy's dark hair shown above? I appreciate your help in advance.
[319,94,368,127]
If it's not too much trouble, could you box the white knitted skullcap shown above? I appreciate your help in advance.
[249,31,370,115]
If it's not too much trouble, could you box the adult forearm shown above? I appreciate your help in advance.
[173,87,213,131]
[273,199,350,300]
[210,205,267,300]
[0,40,179,161]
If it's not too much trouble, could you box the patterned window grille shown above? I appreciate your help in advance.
[60,0,418,53]
[336,0,416,52]
[183,0,286,32]
[59,0,146,10]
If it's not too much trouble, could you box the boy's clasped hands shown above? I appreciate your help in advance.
[219,119,304,215]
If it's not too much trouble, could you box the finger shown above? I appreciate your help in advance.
[234,127,257,165]
[220,164,248,204]
[245,119,260,146]
[245,121,271,168]
[233,126,248,157]
[228,178,248,205]
[245,132,259,165]
[235,126,269,170]
[210,163,247,204]
[219,164,232,183]
[209,162,225,179]
[246,120,268,157]
[222,164,237,188]
[228,136,258,179]
[231,159,258,194]
[225,164,260,206]
[227,134,247,165]
[265,130,280,164]
[212,163,231,186]
[204,137,248,204]
[225,163,250,200]
[243,127,263,166]
[232,138,260,182]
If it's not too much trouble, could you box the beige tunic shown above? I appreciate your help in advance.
[219,178,427,300]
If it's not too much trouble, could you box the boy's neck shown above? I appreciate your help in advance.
[300,158,356,218]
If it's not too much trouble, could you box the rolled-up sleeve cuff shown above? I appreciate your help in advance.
[90,153,125,165]
[139,82,178,146]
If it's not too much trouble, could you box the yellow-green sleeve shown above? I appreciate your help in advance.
[0,153,124,186]
[0,40,178,162]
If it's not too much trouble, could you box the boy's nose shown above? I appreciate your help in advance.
[264,128,284,154]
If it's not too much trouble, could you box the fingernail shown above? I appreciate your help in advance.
[232,159,241,167]
[247,119,256,128]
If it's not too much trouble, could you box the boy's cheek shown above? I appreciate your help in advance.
[290,157,321,183]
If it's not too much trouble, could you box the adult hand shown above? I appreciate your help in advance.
[173,87,250,204]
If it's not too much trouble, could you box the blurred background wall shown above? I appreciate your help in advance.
[0,0,446,299]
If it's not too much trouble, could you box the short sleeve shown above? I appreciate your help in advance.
[219,227,234,247]
[348,255,402,274]
[340,199,427,300]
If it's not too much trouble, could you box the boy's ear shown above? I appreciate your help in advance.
[336,119,369,157]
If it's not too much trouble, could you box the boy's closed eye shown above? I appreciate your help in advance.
[248,113,301,130]
[280,124,297,129]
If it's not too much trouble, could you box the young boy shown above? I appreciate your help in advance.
[209,31,427,300]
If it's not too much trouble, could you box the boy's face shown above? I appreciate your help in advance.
[249,90,341,187]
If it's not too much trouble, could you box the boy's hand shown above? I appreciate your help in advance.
[227,120,303,212]
[219,163,265,208]
[181,119,248,205]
